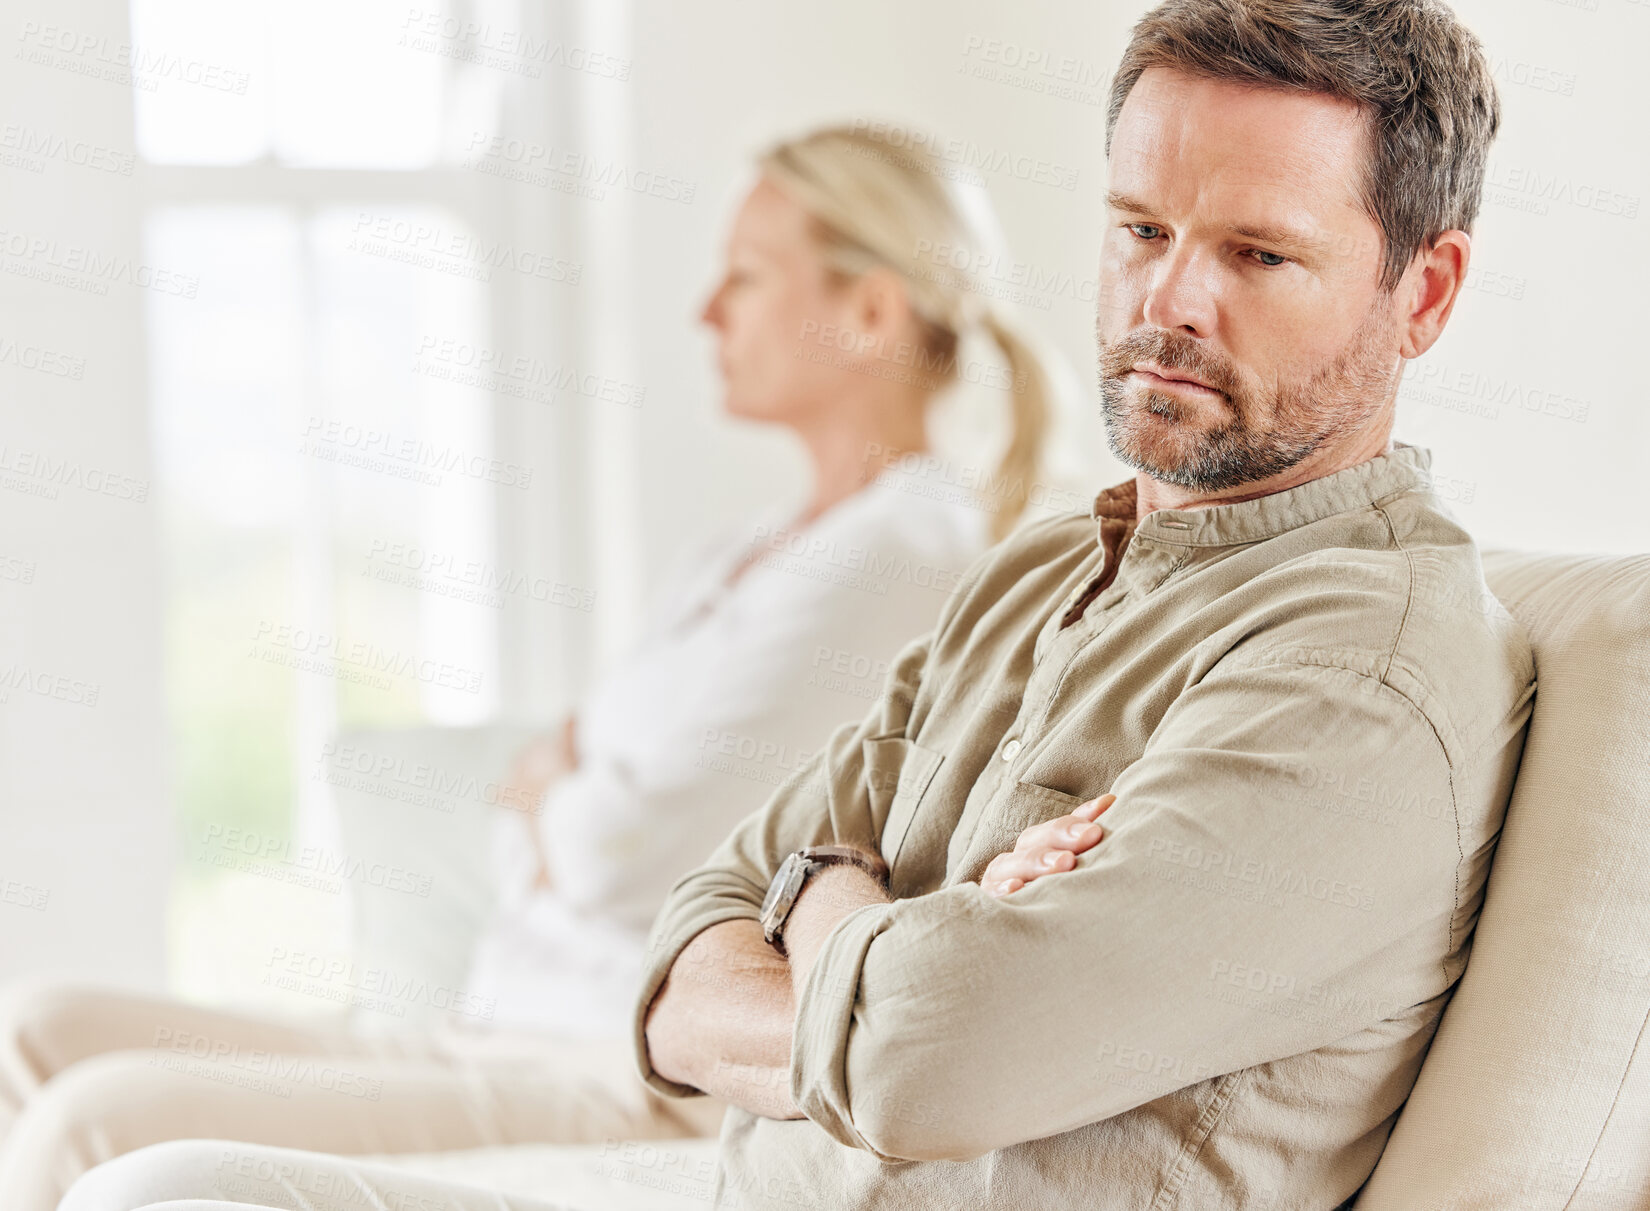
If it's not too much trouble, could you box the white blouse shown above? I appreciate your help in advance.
[466,462,991,1036]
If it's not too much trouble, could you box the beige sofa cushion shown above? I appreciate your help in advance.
[1359,550,1650,1210]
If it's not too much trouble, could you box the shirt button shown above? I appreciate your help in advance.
[1000,738,1022,763]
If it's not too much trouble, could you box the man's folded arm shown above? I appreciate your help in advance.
[790,657,1467,1162]
[633,624,940,1097]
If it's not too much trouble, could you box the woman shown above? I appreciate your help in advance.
[19,123,1064,1211]
[463,126,1059,1040]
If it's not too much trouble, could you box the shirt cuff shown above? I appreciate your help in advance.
[789,899,898,1152]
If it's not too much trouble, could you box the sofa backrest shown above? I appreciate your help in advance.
[1358,549,1650,1209]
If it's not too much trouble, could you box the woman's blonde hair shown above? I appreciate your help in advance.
[758,123,1059,541]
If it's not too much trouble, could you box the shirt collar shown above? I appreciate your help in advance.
[1092,442,1436,549]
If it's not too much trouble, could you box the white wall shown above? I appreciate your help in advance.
[580,0,1650,622]
[0,0,171,986]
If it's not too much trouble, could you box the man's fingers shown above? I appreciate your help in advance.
[1012,797,1116,853]
[982,852,1039,897]
[983,841,1091,896]
[1015,817,1105,856]
[1072,793,1117,822]
[984,795,1119,896]
[981,852,1019,888]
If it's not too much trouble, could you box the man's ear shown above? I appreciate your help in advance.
[1398,229,1471,360]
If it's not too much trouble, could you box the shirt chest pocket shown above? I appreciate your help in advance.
[950,778,1087,886]
[863,736,945,875]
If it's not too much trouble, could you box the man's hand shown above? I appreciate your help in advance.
[980,794,1115,898]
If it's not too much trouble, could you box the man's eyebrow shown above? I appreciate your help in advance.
[1104,190,1332,255]
[1104,190,1158,215]
[1228,219,1332,255]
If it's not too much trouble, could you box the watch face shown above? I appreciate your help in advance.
[760,859,791,921]
[761,852,806,929]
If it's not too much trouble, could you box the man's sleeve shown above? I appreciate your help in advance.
[630,623,937,1097]
[788,653,1468,1161]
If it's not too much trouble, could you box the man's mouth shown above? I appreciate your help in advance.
[1130,364,1222,397]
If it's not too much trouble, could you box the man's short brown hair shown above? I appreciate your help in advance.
[1106,0,1501,292]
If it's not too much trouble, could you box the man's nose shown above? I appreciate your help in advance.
[1141,245,1216,337]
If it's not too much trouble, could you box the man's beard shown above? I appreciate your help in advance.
[1096,300,1398,492]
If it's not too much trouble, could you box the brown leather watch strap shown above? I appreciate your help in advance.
[800,843,889,885]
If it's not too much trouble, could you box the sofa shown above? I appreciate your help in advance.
[1357,550,1650,1209]
[328,547,1650,1209]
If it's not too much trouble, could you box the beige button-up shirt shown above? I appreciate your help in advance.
[634,443,1536,1210]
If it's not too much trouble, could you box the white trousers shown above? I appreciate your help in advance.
[0,981,725,1211]
[60,1140,569,1210]
[59,1135,728,1211]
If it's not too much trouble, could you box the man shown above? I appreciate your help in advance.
[56,1,1533,1208]
[638,1,1531,1208]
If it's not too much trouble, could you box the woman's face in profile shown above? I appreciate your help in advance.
[700,177,852,425]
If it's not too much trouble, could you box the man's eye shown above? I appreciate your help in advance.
[1249,250,1289,268]
[1126,223,1162,241]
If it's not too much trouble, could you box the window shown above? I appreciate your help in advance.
[135,0,516,1008]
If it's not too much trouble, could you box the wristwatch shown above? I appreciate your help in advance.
[759,844,889,957]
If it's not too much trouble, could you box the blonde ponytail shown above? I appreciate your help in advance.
[978,312,1053,541]
[758,124,1067,542]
